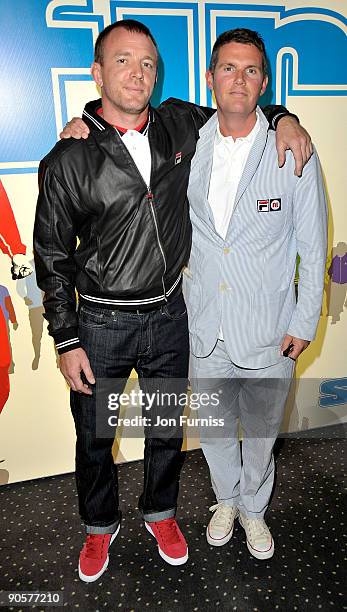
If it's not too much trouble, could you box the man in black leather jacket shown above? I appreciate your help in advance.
[34,19,312,582]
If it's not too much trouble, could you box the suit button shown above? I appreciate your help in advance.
[224,247,230,254]
[220,283,228,292]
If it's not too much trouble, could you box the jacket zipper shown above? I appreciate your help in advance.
[146,191,167,300]
[145,122,167,301]
[112,125,168,301]
[96,233,102,288]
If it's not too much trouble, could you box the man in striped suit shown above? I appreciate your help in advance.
[184,29,327,559]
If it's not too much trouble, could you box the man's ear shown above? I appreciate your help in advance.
[260,75,269,97]
[91,62,103,87]
[205,70,214,92]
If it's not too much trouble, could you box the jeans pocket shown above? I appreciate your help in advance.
[79,305,108,329]
[161,294,187,321]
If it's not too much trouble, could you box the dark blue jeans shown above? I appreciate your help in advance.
[70,292,189,534]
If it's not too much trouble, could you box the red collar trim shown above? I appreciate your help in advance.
[96,107,149,133]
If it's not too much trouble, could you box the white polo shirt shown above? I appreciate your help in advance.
[208,113,260,339]
[97,107,152,187]
[208,114,260,240]
[121,127,151,188]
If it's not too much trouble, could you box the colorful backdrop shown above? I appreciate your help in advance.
[0,0,346,485]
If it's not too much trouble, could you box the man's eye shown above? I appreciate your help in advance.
[224,66,235,72]
[143,62,154,69]
[117,58,126,64]
[246,68,257,75]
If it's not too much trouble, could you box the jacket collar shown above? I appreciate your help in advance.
[82,98,154,134]
[193,107,270,237]
[197,104,269,145]
[196,106,269,193]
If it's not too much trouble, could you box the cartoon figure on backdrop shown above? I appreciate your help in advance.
[16,259,48,370]
[0,304,11,414]
[0,179,33,279]
[327,242,347,324]
[0,283,18,373]
[0,286,14,465]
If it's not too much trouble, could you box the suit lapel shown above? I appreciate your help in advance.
[193,109,269,241]
[225,109,269,240]
[233,110,269,211]
[196,114,218,228]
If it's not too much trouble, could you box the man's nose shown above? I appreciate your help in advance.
[234,69,245,84]
[131,61,144,79]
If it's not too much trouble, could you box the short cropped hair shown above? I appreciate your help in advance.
[94,19,158,65]
[209,28,268,75]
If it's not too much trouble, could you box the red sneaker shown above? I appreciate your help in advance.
[78,524,120,582]
[145,518,188,565]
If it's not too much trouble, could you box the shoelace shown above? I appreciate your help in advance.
[84,534,107,559]
[156,519,181,544]
[209,503,236,528]
[243,518,269,543]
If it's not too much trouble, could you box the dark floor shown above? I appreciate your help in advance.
[0,431,345,611]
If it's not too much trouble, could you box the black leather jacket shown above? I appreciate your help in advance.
[34,98,288,353]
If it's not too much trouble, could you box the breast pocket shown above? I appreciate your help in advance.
[252,195,288,239]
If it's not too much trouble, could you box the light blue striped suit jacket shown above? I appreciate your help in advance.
[184,108,328,368]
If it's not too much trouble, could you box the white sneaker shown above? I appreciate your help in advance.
[206,503,238,546]
[238,513,274,560]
